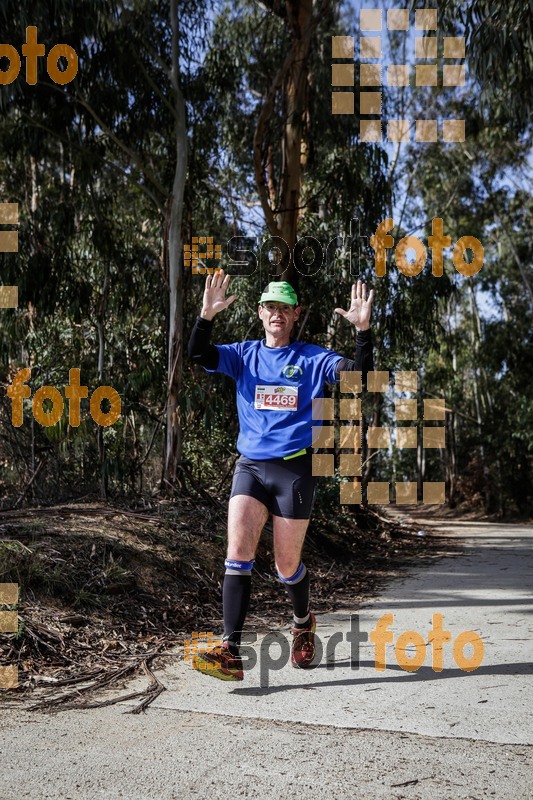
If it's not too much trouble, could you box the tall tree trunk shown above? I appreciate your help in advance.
[446,295,458,507]
[417,375,425,499]
[89,183,110,500]
[445,410,457,507]
[469,283,504,514]
[449,340,458,508]
[163,0,188,493]
[468,282,491,511]
[29,158,39,502]
[95,260,110,500]
[278,0,313,256]
[253,0,319,287]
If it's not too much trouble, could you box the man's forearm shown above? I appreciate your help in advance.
[335,328,374,382]
[354,328,373,373]
[188,316,219,369]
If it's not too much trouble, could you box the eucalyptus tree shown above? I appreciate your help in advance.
[395,83,532,513]
[438,0,533,135]
[0,0,217,498]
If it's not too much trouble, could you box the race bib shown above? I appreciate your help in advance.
[255,385,298,411]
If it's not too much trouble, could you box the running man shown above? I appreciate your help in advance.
[188,270,374,680]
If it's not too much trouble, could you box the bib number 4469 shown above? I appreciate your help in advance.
[255,385,298,411]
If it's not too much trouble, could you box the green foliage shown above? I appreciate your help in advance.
[0,0,529,515]
[440,0,533,134]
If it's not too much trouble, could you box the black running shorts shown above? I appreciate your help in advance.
[230,451,317,519]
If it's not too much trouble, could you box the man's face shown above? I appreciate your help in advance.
[258,301,301,337]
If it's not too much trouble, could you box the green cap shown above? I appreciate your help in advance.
[259,281,298,306]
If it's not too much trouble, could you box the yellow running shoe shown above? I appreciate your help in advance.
[192,642,244,681]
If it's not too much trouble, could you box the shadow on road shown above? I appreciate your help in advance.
[231,659,533,696]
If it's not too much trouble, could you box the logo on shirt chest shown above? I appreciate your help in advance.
[282,364,304,381]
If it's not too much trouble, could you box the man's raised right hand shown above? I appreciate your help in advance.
[200,269,236,321]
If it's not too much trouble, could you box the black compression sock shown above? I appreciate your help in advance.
[222,573,252,649]
[285,569,310,624]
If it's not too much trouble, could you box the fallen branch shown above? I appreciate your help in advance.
[54,660,167,714]
[126,660,166,714]
[28,650,164,712]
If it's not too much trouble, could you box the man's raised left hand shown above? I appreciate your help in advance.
[335,280,374,331]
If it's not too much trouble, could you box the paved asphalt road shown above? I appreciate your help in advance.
[1,516,532,799]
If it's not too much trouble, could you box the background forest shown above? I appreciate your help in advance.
[0,0,531,518]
